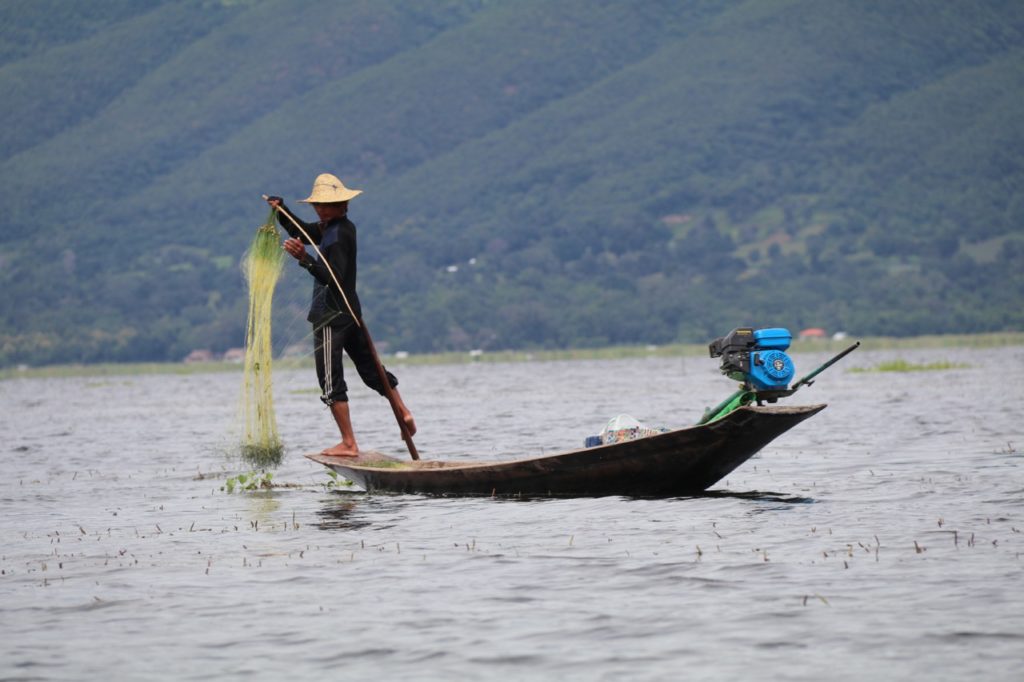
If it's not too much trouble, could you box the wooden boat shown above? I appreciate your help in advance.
[306,403,825,497]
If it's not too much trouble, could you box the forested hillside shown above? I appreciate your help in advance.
[1,0,1022,366]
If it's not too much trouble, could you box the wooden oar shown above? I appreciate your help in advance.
[264,195,420,460]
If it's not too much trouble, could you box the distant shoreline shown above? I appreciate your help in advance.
[2,331,1021,381]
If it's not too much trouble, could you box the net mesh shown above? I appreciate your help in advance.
[240,209,286,467]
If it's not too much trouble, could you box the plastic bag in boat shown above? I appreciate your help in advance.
[585,414,669,447]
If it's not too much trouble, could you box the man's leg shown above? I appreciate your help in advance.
[389,388,417,437]
[315,325,359,456]
[345,326,416,436]
[324,400,359,457]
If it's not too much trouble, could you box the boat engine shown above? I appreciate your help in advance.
[699,326,859,425]
[708,327,795,400]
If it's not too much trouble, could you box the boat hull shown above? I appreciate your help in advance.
[307,404,825,497]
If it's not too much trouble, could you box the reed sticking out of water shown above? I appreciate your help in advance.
[240,209,285,468]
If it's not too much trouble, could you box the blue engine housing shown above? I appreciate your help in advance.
[748,349,795,390]
[748,328,795,390]
[708,327,796,392]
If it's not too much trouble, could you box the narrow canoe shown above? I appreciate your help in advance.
[306,404,826,497]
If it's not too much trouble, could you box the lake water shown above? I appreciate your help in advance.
[1,345,1022,681]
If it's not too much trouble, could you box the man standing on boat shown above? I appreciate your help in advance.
[266,174,415,457]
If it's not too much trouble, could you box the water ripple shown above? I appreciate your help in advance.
[1,348,1022,680]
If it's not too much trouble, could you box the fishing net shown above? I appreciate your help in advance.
[240,208,286,467]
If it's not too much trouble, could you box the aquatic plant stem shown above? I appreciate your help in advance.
[264,195,419,461]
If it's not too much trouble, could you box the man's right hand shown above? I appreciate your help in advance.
[283,237,309,263]
[265,195,283,208]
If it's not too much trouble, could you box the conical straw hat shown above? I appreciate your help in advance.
[299,173,363,203]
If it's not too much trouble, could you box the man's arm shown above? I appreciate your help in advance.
[265,196,321,244]
[282,230,349,292]
[304,233,350,288]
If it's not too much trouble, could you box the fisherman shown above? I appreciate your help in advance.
[266,174,415,456]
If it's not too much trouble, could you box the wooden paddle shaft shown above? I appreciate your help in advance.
[264,196,419,460]
[360,323,419,460]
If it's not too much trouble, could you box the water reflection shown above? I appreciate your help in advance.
[700,489,817,505]
[313,496,373,531]
[311,489,817,504]
[245,491,282,520]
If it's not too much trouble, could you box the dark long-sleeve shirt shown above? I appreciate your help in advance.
[277,204,362,328]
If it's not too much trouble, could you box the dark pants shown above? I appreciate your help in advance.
[313,320,397,404]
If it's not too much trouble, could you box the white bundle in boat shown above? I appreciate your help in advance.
[599,414,669,445]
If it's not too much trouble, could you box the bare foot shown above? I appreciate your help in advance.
[322,442,359,457]
[402,411,417,437]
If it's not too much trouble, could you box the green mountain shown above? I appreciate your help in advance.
[1,0,1022,366]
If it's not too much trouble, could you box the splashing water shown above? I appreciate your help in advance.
[240,209,286,467]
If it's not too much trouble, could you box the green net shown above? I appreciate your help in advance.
[240,209,286,467]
